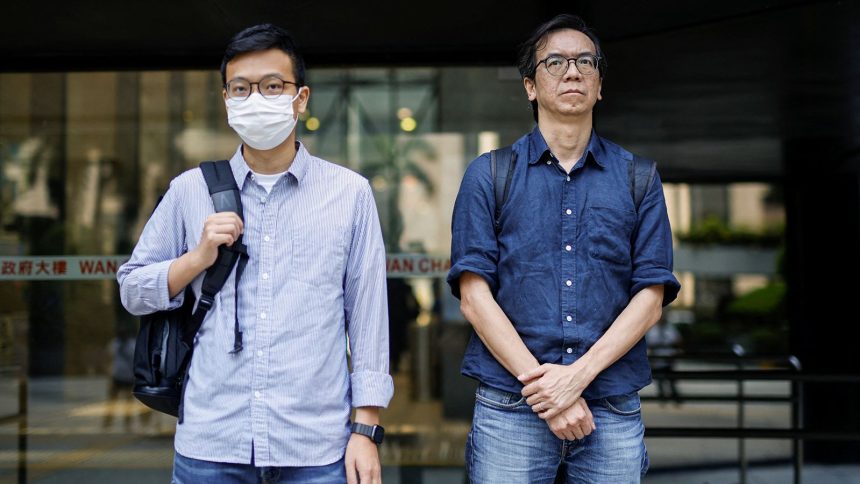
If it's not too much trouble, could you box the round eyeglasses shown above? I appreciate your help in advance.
[537,54,601,77]
[224,75,299,101]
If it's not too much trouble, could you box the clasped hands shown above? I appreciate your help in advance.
[518,362,596,441]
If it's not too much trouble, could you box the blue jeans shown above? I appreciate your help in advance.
[466,384,648,484]
[172,451,346,484]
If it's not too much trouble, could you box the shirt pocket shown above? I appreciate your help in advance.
[587,205,636,266]
[290,219,350,288]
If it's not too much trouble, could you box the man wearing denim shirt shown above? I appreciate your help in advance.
[118,24,392,484]
[448,14,680,483]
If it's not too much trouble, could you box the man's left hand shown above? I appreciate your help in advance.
[518,362,592,420]
[345,433,382,484]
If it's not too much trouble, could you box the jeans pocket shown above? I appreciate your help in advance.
[603,392,642,416]
[474,384,526,410]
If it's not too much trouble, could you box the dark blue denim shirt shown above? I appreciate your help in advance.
[448,126,681,399]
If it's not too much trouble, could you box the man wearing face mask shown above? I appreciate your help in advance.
[118,24,392,484]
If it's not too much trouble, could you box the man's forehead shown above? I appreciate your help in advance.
[225,49,294,80]
[537,29,597,56]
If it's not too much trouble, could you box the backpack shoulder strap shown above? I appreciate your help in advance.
[491,146,516,234]
[630,154,657,213]
[200,160,244,219]
[186,161,248,352]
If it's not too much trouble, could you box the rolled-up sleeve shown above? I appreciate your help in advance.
[117,180,187,316]
[344,182,394,408]
[630,171,681,306]
[447,154,499,299]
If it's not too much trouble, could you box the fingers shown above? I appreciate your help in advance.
[572,422,586,440]
[345,455,358,484]
[577,399,597,432]
[201,213,244,249]
[206,211,244,228]
[357,461,381,484]
[517,364,548,383]
[521,381,538,398]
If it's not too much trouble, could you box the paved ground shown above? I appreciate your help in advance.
[1,371,858,483]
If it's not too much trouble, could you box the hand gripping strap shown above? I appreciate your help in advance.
[190,160,248,352]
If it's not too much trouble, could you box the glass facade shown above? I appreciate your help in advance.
[0,68,789,481]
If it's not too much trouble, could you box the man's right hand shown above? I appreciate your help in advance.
[192,212,244,268]
[167,211,244,298]
[546,398,596,441]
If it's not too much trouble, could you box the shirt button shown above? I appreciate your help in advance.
[257,350,263,357]
[566,315,572,322]
[264,235,271,242]
[254,391,261,399]
[566,176,571,182]
[546,160,552,165]
[566,209,572,215]
[260,197,267,204]
[565,245,572,251]
[566,348,573,354]
[262,273,269,280]
[260,312,267,319]
[565,280,572,287]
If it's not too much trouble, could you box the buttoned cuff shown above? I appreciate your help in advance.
[350,371,394,408]
[121,259,185,315]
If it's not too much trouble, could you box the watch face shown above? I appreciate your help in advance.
[372,425,385,444]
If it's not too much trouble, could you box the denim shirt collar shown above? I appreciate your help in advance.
[526,125,606,169]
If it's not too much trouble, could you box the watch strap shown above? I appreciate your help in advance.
[351,422,383,444]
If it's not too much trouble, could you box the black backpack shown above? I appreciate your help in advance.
[132,160,248,421]
[490,145,656,234]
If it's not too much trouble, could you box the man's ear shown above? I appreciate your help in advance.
[524,77,537,102]
[296,86,311,114]
[597,79,603,101]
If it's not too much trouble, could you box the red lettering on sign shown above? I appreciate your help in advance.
[430,258,449,272]
[418,258,430,273]
[79,260,95,274]
[106,260,118,274]
[1,261,15,275]
[35,261,50,274]
[53,260,67,275]
[18,261,33,275]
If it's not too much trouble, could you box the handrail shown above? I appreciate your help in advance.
[644,353,860,484]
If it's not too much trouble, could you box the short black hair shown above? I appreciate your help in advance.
[517,14,606,122]
[220,23,306,87]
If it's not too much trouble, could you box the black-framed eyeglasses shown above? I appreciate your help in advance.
[537,54,601,77]
[224,75,299,101]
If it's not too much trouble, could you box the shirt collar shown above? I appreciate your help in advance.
[229,140,311,188]
[526,125,607,169]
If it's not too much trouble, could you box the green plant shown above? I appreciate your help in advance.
[677,216,784,247]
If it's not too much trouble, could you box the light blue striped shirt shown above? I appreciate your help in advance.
[118,143,393,466]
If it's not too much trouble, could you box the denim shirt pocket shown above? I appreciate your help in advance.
[587,205,636,266]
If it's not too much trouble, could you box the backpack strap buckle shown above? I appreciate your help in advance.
[196,294,215,312]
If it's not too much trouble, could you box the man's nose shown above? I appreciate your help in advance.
[562,61,582,80]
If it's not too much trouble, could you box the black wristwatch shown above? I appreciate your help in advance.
[351,422,384,444]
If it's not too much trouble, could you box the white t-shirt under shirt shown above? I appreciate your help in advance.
[251,170,287,194]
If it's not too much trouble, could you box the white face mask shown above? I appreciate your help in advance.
[225,91,302,150]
